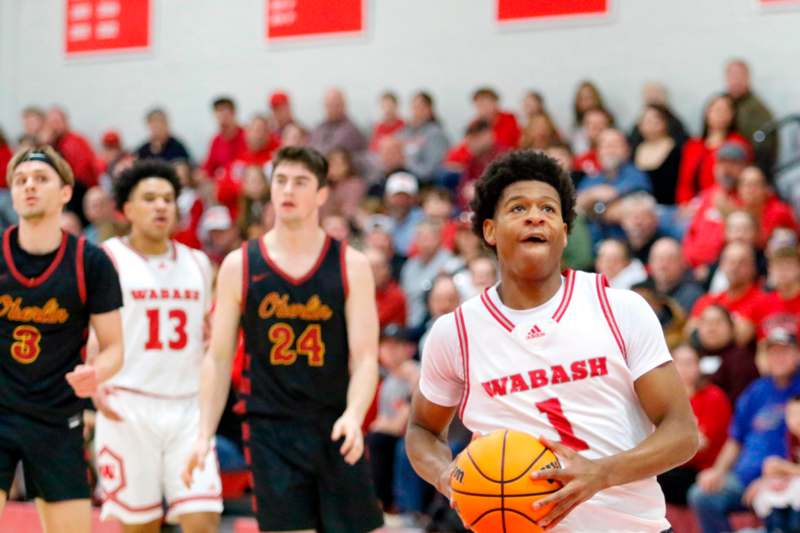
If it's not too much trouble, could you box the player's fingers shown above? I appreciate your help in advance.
[542,502,579,530]
[181,459,196,488]
[101,405,124,422]
[539,436,575,460]
[531,466,571,482]
[537,492,578,528]
[344,434,364,464]
[330,419,344,442]
[339,425,357,456]
[532,482,572,511]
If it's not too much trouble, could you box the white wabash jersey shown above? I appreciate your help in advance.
[421,270,672,533]
[103,238,212,396]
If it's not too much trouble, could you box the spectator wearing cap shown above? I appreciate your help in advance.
[682,141,750,269]
[365,247,407,329]
[400,221,455,330]
[369,91,405,153]
[677,94,751,204]
[645,237,705,315]
[688,242,765,346]
[573,107,613,176]
[199,205,241,264]
[134,108,192,163]
[689,324,800,533]
[269,91,298,136]
[97,130,132,187]
[364,214,405,280]
[217,114,279,218]
[384,171,424,257]
[629,82,689,154]
[737,166,797,248]
[595,239,647,290]
[365,324,419,514]
[399,91,450,183]
[576,128,652,249]
[309,88,367,157]
[658,344,731,507]
[751,242,800,341]
[471,87,520,149]
[40,106,97,217]
[202,96,246,179]
[457,119,510,210]
[725,59,775,168]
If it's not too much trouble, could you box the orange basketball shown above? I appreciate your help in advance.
[449,429,562,533]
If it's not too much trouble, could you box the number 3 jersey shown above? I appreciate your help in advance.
[420,270,673,533]
[239,236,350,420]
[102,238,212,397]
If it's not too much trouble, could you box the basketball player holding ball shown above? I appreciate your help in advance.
[406,150,699,532]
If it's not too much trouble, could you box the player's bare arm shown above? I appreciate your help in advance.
[66,309,123,398]
[182,248,241,486]
[332,246,380,465]
[532,361,699,528]
[406,388,459,498]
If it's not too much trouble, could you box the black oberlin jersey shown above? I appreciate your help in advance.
[240,236,350,420]
[0,228,121,424]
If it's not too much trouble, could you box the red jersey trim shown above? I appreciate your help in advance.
[340,239,349,299]
[258,235,331,286]
[2,226,69,288]
[240,242,249,314]
[119,237,178,262]
[551,269,575,322]
[167,493,223,511]
[102,496,163,514]
[595,274,627,361]
[455,307,470,420]
[76,236,87,305]
[480,289,514,332]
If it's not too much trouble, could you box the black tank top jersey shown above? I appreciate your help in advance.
[240,236,350,420]
[0,228,113,423]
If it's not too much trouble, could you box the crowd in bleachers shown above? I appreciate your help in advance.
[2,57,800,533]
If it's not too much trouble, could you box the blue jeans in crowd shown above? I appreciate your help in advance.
[687,474,746,533]
[764,506,800,533]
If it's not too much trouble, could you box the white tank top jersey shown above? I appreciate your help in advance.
[102,238,212,397]
[420,270,674,533]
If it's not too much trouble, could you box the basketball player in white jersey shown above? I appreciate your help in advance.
[91,160,221,532]
[406,150,699,532]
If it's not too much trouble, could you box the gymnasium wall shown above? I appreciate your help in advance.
[1,0,799,158]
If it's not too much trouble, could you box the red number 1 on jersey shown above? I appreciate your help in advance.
[535,398,590,451]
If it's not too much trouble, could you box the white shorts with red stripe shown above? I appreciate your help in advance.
[94,388,222,524]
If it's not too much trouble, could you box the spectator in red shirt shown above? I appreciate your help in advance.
[0,128,12,189]
[752,243,800,340]
[216,114,278,217]
[369,91,405,152]
[269,91,298,137]
[573,107,612,176]
[471,87,520,149]
[737,166,797,248]
[202,96,246,179]
[677,94,751,204]
[457,119,509,209]
[658,344,731,505]
[688,241,765,346]
[366,247,407,329]
[682,141,750,269]
[571,80,609,155]
[97,130,133,187]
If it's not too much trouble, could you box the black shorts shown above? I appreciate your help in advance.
[0,410,89,502]
[245,416,384,533]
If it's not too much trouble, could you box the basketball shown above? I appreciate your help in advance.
[449,429,563,533]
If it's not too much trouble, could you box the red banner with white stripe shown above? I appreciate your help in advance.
[65,0,150,55]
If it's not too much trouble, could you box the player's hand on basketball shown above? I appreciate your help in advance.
[66,364,98,398]
[92,384,123,422]
[529,437,609,530]
[182,437,210,488]
[331,411,364,465]
[696,467,726,493]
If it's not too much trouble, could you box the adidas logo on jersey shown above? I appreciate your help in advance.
[526,324,544,339]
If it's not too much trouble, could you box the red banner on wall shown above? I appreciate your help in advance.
[497,0,608,22]
[65,0,150,55]
[757,0,800,7]
[266,0,363,41]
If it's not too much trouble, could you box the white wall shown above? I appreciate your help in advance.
[2,0,800,159]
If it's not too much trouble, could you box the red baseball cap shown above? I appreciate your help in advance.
[269,91,290,109]
[101,130,121,148]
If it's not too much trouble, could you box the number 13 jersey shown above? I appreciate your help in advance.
[239,236,350,421]
[420,270,673,533]
[102,238,212,397]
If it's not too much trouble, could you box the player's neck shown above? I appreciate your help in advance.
[17,216,63,254]
[127,231,170,256]
[266,222,325,254]
[496,268,562,310]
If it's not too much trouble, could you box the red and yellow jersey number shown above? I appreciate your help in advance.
[11,325,42,364]
[268,323,326,367]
